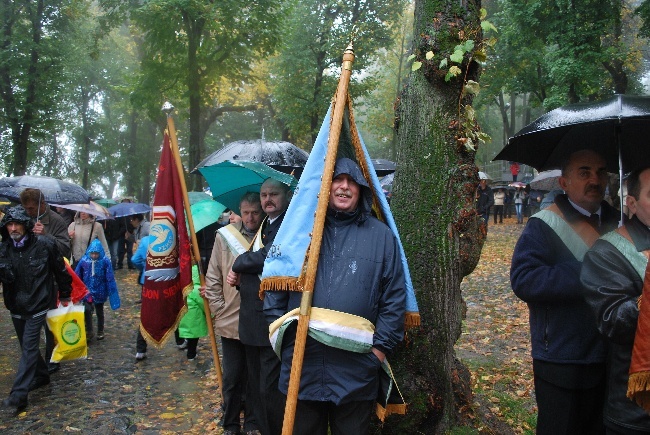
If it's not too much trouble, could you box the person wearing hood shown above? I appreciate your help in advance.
[0,206,72,415]
[263,158,406,434]
[75,239,118,341]
[68,212,110,268]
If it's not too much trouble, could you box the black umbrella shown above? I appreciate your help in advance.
[192,140,309,179]
[371,159,397,176]
[0,175,91,204]
[493,94,650,173]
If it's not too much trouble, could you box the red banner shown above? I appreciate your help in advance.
[140,130,192,347]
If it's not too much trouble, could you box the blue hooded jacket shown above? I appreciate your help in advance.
[74,238,117,304]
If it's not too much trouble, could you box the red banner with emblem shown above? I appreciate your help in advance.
[140,130,192,347]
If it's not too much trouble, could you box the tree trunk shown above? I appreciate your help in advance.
[387,0,484,432]
[509,92,516,137]
[125,109,139,197]
[186,15,205,192]
[80,85,92,190]
[497,91,510,147]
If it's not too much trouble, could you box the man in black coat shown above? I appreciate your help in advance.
[228,178,292,435]
[0,206,72,415]
[581,166,650,433]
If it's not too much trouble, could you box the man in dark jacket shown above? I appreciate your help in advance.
[511,149,618,434]
[0,206,72,415]
[476,177,494,228]
[20,188,71,259]
[20,187,71,374]
[228,178,292,435]
[581,166,650,433]
[263,158,406,434]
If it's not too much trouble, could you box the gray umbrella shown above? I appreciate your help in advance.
[0,175,90,204]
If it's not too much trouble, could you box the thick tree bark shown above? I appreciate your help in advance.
[386,0,484,432]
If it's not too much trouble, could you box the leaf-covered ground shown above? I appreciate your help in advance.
[0,269,224,434]
[456,217,537,433]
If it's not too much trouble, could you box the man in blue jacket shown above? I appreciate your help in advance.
[264,158,406,434]
[510,149,618,434]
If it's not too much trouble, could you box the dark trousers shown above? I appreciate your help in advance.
[244,344,284,435]
[260,344,285,435]
[136,329,147,353]
[185,338,199,359]
[11,313,50,401]
[84,301,105,335]
[117,239,134,268]
[244,344,266,434]
[534,373,605,435]
[290,399,374,435]
[108,239,119,269]
[605,425,650,435]
[480,211,489,228]
[222,337,257,432]
[493,205,504,223]
[45,323,55,364]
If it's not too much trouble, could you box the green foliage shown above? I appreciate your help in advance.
[269,0,407,147]
[405,7,495,156]
[0,0,87,175]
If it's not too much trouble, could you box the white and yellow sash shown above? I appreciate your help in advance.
[217,224,251,257]
[269,307,406,421]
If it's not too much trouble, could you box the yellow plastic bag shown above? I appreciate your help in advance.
[46,303,87,362]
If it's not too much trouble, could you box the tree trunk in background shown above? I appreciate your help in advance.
[509,92,516,137]
[125,109,139,197]
[80,85,92,190]
[386,0,484,432]
[497,91,510,148]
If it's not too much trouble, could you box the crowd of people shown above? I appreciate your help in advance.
[0,158,407,435]
[0,191,152,415]
[5,150,649,433]
[475,181,548,229]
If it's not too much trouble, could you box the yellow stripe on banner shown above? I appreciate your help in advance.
[269,307,375,339]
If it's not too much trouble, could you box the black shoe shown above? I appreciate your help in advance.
[97,331,105,340]
[128,266,136,270]
[116,265,123,270]
[0,396,27,415]
[47,363,60,374]
[28,376,50,392]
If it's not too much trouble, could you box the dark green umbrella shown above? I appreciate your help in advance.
[198,160,297,212]
[190,199,227,232]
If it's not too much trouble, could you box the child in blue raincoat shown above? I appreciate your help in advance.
[177,265,207,360]
[75,239,118,341]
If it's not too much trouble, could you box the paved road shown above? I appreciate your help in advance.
[0,269,222,434]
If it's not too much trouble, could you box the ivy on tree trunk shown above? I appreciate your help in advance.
[386,0,485,432]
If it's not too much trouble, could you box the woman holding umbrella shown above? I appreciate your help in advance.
[68,212,110,268]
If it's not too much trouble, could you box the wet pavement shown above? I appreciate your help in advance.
[0,269,223,434]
